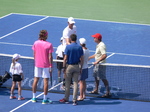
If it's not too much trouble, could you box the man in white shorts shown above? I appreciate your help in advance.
[32,30,54,104]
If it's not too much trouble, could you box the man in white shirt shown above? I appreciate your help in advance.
[62,17,77,86]
[62,17,76,52]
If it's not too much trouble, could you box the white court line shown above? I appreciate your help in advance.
[1,41,150,58]
[89,50,150,58]
[107,53,115,58]
[110,52,150,58]
[10,82,63,112]
[0,13,13,19]
[0,42,57,49]
[88,53,115,68]
[0,16,49,40]
[0,42,32,47]
[13,13,150,26]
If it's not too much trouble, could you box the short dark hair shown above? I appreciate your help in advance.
[70,34,77,41]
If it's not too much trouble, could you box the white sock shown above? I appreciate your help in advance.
[33,93,36,98]
[43,95,47,100]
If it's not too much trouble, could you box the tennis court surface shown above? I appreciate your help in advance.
[0,87,150,112]
[0,13,150,112]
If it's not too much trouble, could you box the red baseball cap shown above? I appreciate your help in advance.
[91,33,102,40]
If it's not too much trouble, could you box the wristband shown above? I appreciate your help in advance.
[49,64,52,68]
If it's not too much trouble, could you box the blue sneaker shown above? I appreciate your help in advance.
[31,98,37,103]
[42,99,52,104]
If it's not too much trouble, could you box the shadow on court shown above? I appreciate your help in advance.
[78,97,122,105]
[0,87,10,96]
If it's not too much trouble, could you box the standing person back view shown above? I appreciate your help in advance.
[59,34,84,106]
[32,30,54,104]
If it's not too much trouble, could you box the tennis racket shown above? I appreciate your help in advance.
[50,68,52,86]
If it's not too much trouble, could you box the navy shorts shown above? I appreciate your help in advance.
[57,57,63,70]
[79,68,88,80]
[12,75,22,82]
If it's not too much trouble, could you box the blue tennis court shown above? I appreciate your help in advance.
[0,13,150,65]
[0,87,150,112]
[0,13,150,112]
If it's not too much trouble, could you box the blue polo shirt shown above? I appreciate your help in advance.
[64,43,83,64]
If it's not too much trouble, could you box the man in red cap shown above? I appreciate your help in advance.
[89,33,111,98]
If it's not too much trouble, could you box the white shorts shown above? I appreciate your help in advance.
[34,67,50,78]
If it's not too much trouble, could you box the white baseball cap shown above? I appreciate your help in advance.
[13,53,21,60]
[60,37,63,41]
[68,17,75,24]
[79,38,86,44]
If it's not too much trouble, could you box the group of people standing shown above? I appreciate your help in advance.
[9,17,111,106]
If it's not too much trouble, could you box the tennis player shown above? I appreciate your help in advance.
[62,17,76,51]
[32,30,54,104]
[62,17,76,88]
[9,53,25,100]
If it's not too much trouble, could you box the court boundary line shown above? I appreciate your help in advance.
[0,42,57,49]
[0,15,49,39]
[0,13,13,19]
[3,40,149,58]
[1,40,150,58]
[0,42,32,47]
[0,53,63,62]
[107,53,115,58]
[9,82,63,112]
[89,50,150,58]
[88,53,115,68]
[12,13,150,26]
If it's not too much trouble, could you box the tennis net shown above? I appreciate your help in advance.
[0,53,150,102]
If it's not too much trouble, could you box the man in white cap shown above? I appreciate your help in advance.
[62,17,76,87]
[62,17,76,50]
